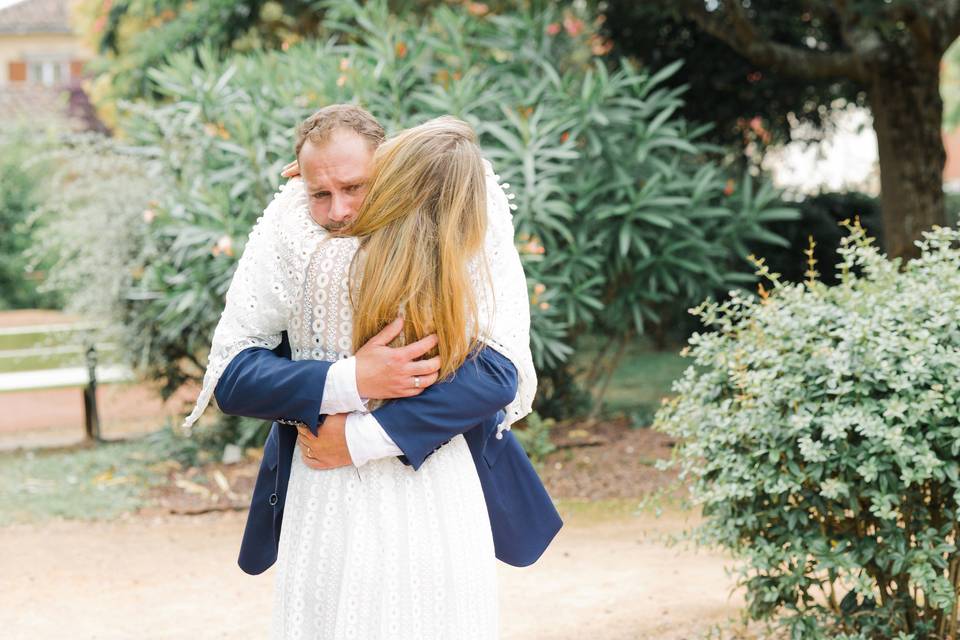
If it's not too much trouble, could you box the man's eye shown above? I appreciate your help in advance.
[313,192,330,199]
[347,184,363,193]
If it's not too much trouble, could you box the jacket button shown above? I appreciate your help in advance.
[269,493,279,506]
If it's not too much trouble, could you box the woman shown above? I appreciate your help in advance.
[271,116,502,639]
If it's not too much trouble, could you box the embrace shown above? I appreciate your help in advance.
[183,104,562,639]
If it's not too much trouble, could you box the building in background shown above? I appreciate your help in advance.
[0,0,103,131]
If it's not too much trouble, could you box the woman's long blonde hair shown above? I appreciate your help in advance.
[342,116,487,379]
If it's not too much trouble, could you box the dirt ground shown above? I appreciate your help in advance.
[1,506,746,640]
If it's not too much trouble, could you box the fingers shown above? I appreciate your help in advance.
[398,333,438,360]
[405,355,441,376]
[399,371,440,397]
[281,160,300,177]
[367,317,404,347]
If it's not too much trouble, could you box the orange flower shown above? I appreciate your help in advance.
[339,58,350,71]
[546,22,561,36]
[534,283,546,295]
[560,131,570,143]
[563,15,584,37]
[539,302,550,310]
[337,75,347,87]
[395,41,408,58]
[466,2,489,16]
[213,235,234,257]
[590,36,613,56]
[723,179,736,196]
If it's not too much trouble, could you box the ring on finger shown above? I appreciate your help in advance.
[414,376,421,388]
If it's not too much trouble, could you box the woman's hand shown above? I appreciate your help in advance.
[281,160,300,178]
[297,417,352,470]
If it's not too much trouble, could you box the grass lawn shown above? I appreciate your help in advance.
[0,328,123,374]
[0,439,171,525]
[572,335,690,420]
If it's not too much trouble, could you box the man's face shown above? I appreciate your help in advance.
[299,130,374,231]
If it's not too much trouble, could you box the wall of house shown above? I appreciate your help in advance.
[0,32,90,85]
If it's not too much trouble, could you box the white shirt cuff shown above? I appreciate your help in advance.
[344,412,403,467]
[319,356,368,416]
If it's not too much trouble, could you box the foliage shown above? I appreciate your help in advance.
[603,0,960,262]
[756,191,882,286]
[28,133,157,352]
[0,131,59,310]
[601,1,865,152]
[144,415,269,468]
[113,0,795,414]
[513,411,557,462]
[655,220,960,638]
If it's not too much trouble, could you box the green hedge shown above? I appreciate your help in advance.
[657,220,960,638]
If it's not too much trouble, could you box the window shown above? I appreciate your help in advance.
[25,59,70,86]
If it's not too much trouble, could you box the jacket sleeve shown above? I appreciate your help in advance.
[372,347,519,470]
[214,334,333,435]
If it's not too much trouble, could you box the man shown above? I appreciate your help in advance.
[208,104,562,575]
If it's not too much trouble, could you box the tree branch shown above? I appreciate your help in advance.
[674,0,872,83]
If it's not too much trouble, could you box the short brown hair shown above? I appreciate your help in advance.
[295,104,386,157]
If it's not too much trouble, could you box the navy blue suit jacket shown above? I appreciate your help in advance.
[215,333,563,575]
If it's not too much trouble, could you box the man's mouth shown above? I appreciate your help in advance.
[324,220,350,232]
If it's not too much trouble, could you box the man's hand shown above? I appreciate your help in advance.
[281,160,300,178]
[355,317,441,399]
[297,417,352,470]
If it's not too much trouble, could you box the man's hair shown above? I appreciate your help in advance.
[295,104,386,157]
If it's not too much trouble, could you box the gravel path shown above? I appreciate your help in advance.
[2,507,745,639]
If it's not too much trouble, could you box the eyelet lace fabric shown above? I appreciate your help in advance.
[273,229,498,640]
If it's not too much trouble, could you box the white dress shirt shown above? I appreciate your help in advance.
[320,356,403,467]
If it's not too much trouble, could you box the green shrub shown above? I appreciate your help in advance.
[755,191,883,285]
[28,134,156,351]
[513,411,557,463]
[0,130,59,310]
[655,220,960,638]
[113,1,796,414]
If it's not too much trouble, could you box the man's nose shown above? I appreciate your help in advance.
[329,195,352,222]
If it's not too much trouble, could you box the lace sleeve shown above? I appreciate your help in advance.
[181,179,309,431]
[475,159,538,438]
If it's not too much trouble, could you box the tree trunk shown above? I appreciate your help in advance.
[868,55,946,261]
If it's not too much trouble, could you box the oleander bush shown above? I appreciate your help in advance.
[109,0,796,413]
[655,220,960,639]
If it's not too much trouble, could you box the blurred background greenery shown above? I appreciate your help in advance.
[5,0,960,452]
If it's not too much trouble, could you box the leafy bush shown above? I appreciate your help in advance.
[112,1,795,416]
[756,191,882,285]
[0,130,59,310]
[28,134,156,349]
[513,412,557,463]
[655,220,960,638]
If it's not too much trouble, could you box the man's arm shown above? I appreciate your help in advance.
[369,347,518,470]
[217,340,518,470]
[214,318,441,436]
[214,342,333,432]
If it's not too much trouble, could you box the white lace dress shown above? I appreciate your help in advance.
[269,235,499,640]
